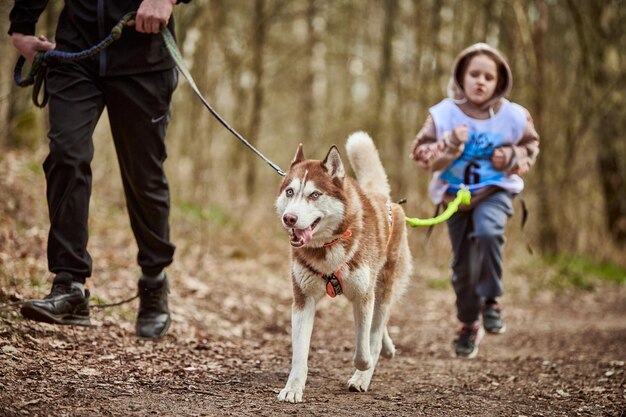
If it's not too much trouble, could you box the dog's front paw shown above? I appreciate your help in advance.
[278,384,304,403]
[348,370,372,392]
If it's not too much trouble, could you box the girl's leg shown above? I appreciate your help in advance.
[447,211,481,324]
[470,191,514,301]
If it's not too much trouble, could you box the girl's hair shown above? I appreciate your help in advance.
[455,49,509,97]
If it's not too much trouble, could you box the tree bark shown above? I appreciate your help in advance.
[245,0,267,196]
[527,0,559,254]
[588,1,626,244]
[300,0,317,142]
[370,0,397,139]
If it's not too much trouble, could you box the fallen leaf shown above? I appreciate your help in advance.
[78,368,101,376]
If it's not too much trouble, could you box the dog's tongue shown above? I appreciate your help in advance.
[293,227,313,246]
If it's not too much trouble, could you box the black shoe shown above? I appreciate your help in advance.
[483,302,506,334]
[21,284,91,326]
[136,273,171,339]
[454,323,484,359]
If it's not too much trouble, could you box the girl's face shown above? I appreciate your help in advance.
[462,54,498,106]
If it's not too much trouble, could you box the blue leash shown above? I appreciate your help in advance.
[14,13,137,107]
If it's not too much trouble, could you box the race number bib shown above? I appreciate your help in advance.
[440,131,505,192]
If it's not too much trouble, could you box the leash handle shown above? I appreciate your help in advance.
[14,53,45,87]
[13,12,138,107]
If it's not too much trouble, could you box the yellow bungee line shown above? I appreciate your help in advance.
[405,188,471,227]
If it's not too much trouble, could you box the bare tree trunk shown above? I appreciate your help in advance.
[245,0,267,196]
[370,0,397,139]
[425,0,443,105]
[527,0,558,254]
[565,0,626,245]
[588,2,626,245]
[212,1,250,185]
[300,0,317,142]
[391,76,407,198]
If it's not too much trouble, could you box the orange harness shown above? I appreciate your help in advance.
[320,229,351,297]
[321,202,395,298]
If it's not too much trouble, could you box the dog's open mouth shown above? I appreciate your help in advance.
[289,218,321,247]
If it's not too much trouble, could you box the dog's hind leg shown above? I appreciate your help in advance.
[381,326,396,359]
[278,295,317,403]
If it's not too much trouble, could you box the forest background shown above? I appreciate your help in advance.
[0,1,625,415]
[0,0,625,288]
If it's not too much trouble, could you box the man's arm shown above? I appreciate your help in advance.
[9,0,55,62]
[8,0,49,36]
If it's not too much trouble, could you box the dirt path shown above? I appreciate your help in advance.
[1,251,625,417]
[1,151,625,416]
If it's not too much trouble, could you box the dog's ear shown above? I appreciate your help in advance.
[323,145,345,180]
[291,143,305,167]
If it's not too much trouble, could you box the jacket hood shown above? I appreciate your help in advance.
[447,43,513,115]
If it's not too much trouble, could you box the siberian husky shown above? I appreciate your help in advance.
[275,132,413,403]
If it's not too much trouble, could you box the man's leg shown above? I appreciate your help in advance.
[21,62,104,326]
[103,69,178,338]
[104,69,177,277]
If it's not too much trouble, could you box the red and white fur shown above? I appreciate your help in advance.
[275,132,412,402]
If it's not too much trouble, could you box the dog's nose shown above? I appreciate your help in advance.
[283,213,298,227]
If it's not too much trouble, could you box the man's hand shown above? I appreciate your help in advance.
[133,0,176,33]
[11,33,56,63]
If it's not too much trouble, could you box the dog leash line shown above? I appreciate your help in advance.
[161,28,286,177]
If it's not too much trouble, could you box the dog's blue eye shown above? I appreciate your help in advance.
[310,191,320,199]
[286,188,294,197]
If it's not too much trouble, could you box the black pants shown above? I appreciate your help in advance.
[45,61,177,282]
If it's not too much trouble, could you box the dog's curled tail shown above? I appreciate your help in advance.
[345,131,391,198]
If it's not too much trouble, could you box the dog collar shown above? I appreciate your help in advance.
[322,229,352,248]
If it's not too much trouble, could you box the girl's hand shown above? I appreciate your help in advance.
[491,147,511,171]
[451,124,469,145]
[409,138,421,160]
[492,146,531,175]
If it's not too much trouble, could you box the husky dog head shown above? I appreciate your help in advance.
[275,144,347,248]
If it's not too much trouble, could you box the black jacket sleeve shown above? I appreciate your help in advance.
[8,0,50,36]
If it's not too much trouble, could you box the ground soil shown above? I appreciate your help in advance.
[0,151,625,417]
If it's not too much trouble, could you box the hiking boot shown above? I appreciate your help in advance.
[21,284,91,326]
[483,302,506,334]
[136,273,171,339]
[454,322,484,359]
